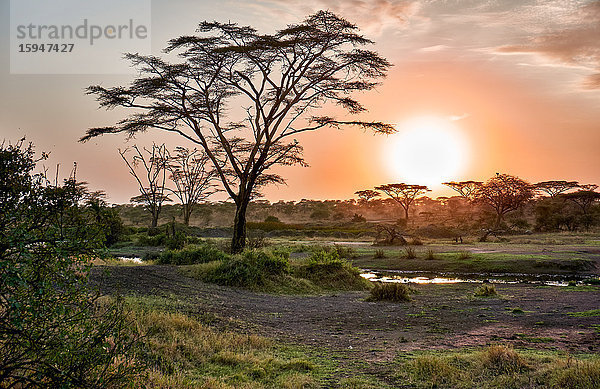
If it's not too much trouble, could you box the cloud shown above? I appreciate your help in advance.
[497,1,600,88]
[252,0,419,35]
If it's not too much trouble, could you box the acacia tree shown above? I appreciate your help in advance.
[355,189,380,205]
[563,190,600,216]
[82,11,393,253]
[534,180,579,197]
[443,180,482,201]
[167,147,217,225]
[119,144,170,228]
[474,174,534,228]
[375,183,430,222]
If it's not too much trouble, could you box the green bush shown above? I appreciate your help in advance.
[137,232,168,246]
[295,250,369,291]
[0,140,140,386]
[165,231,186,250]
[158,243,230,265]
[308,249,346,267]
[192,250,289,287]
[367,283,411,302]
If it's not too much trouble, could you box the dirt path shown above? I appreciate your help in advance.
[91,265,600,362]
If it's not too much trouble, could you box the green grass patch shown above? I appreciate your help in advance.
[514,333,554,343]
[568,309,600,317]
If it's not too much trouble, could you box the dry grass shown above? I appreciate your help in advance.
[367,283,410,302]
[474,284,498,297]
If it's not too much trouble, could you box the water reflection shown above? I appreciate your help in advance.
[360,270,594,287]
[117,256,143,264]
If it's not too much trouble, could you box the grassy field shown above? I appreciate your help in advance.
[95,231,600,387]
[111,292,600,388]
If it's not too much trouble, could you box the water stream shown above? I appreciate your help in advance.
[361,269,597,287]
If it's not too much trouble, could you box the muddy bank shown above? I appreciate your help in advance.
[91,265,600,361]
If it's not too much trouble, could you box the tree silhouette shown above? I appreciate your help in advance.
[534,180,579,197]
[443,180,482,201]
[563,189,600,216]
[167,147,217,225]
[375,183,430,222]
[474,174,534,228]
[82,11,393,253]
[119,144,170,228]
[355,189,380,205]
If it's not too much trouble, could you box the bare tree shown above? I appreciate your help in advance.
[375,183,430,223]
[443,180,482,201]
[119,144,170,228]
[474,174,534,228]
[534,180,579,197]
[82,11,393,253]
[354,189,380,205]
[167,147,217,225]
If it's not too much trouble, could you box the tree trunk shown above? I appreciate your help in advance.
[404,207,409,223]
[494,213,502,229]
[231,198,249,254]
[183,203,191,226]
[151,209,159,228]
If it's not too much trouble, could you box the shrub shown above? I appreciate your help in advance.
[137,232,168,246]
[332,244,356,259]
[296,250,369,291]
[264,215,281,223]
[192,250,289,287]
[404,247,417,259]
[165,230,186,250]
[367,283,411,302]
[308,249,345,267]
[158,243,230,265]
[474,284,498,297]
[481,345,528,374]
[374,249,386,259]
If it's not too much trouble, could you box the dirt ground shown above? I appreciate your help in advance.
[91,265,600,363]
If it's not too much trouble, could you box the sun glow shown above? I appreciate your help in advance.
[384,116,470,187]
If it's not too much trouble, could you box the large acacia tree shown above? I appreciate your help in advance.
[475,174,535,228]
[82,11,393,253]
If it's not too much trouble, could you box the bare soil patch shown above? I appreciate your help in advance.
[91,265,600,363]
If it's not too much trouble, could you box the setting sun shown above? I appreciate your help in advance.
[384,116,470,187]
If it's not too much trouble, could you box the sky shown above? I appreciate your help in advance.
[1,0,599,203]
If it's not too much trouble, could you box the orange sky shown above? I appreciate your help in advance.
[1,0,599,203]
